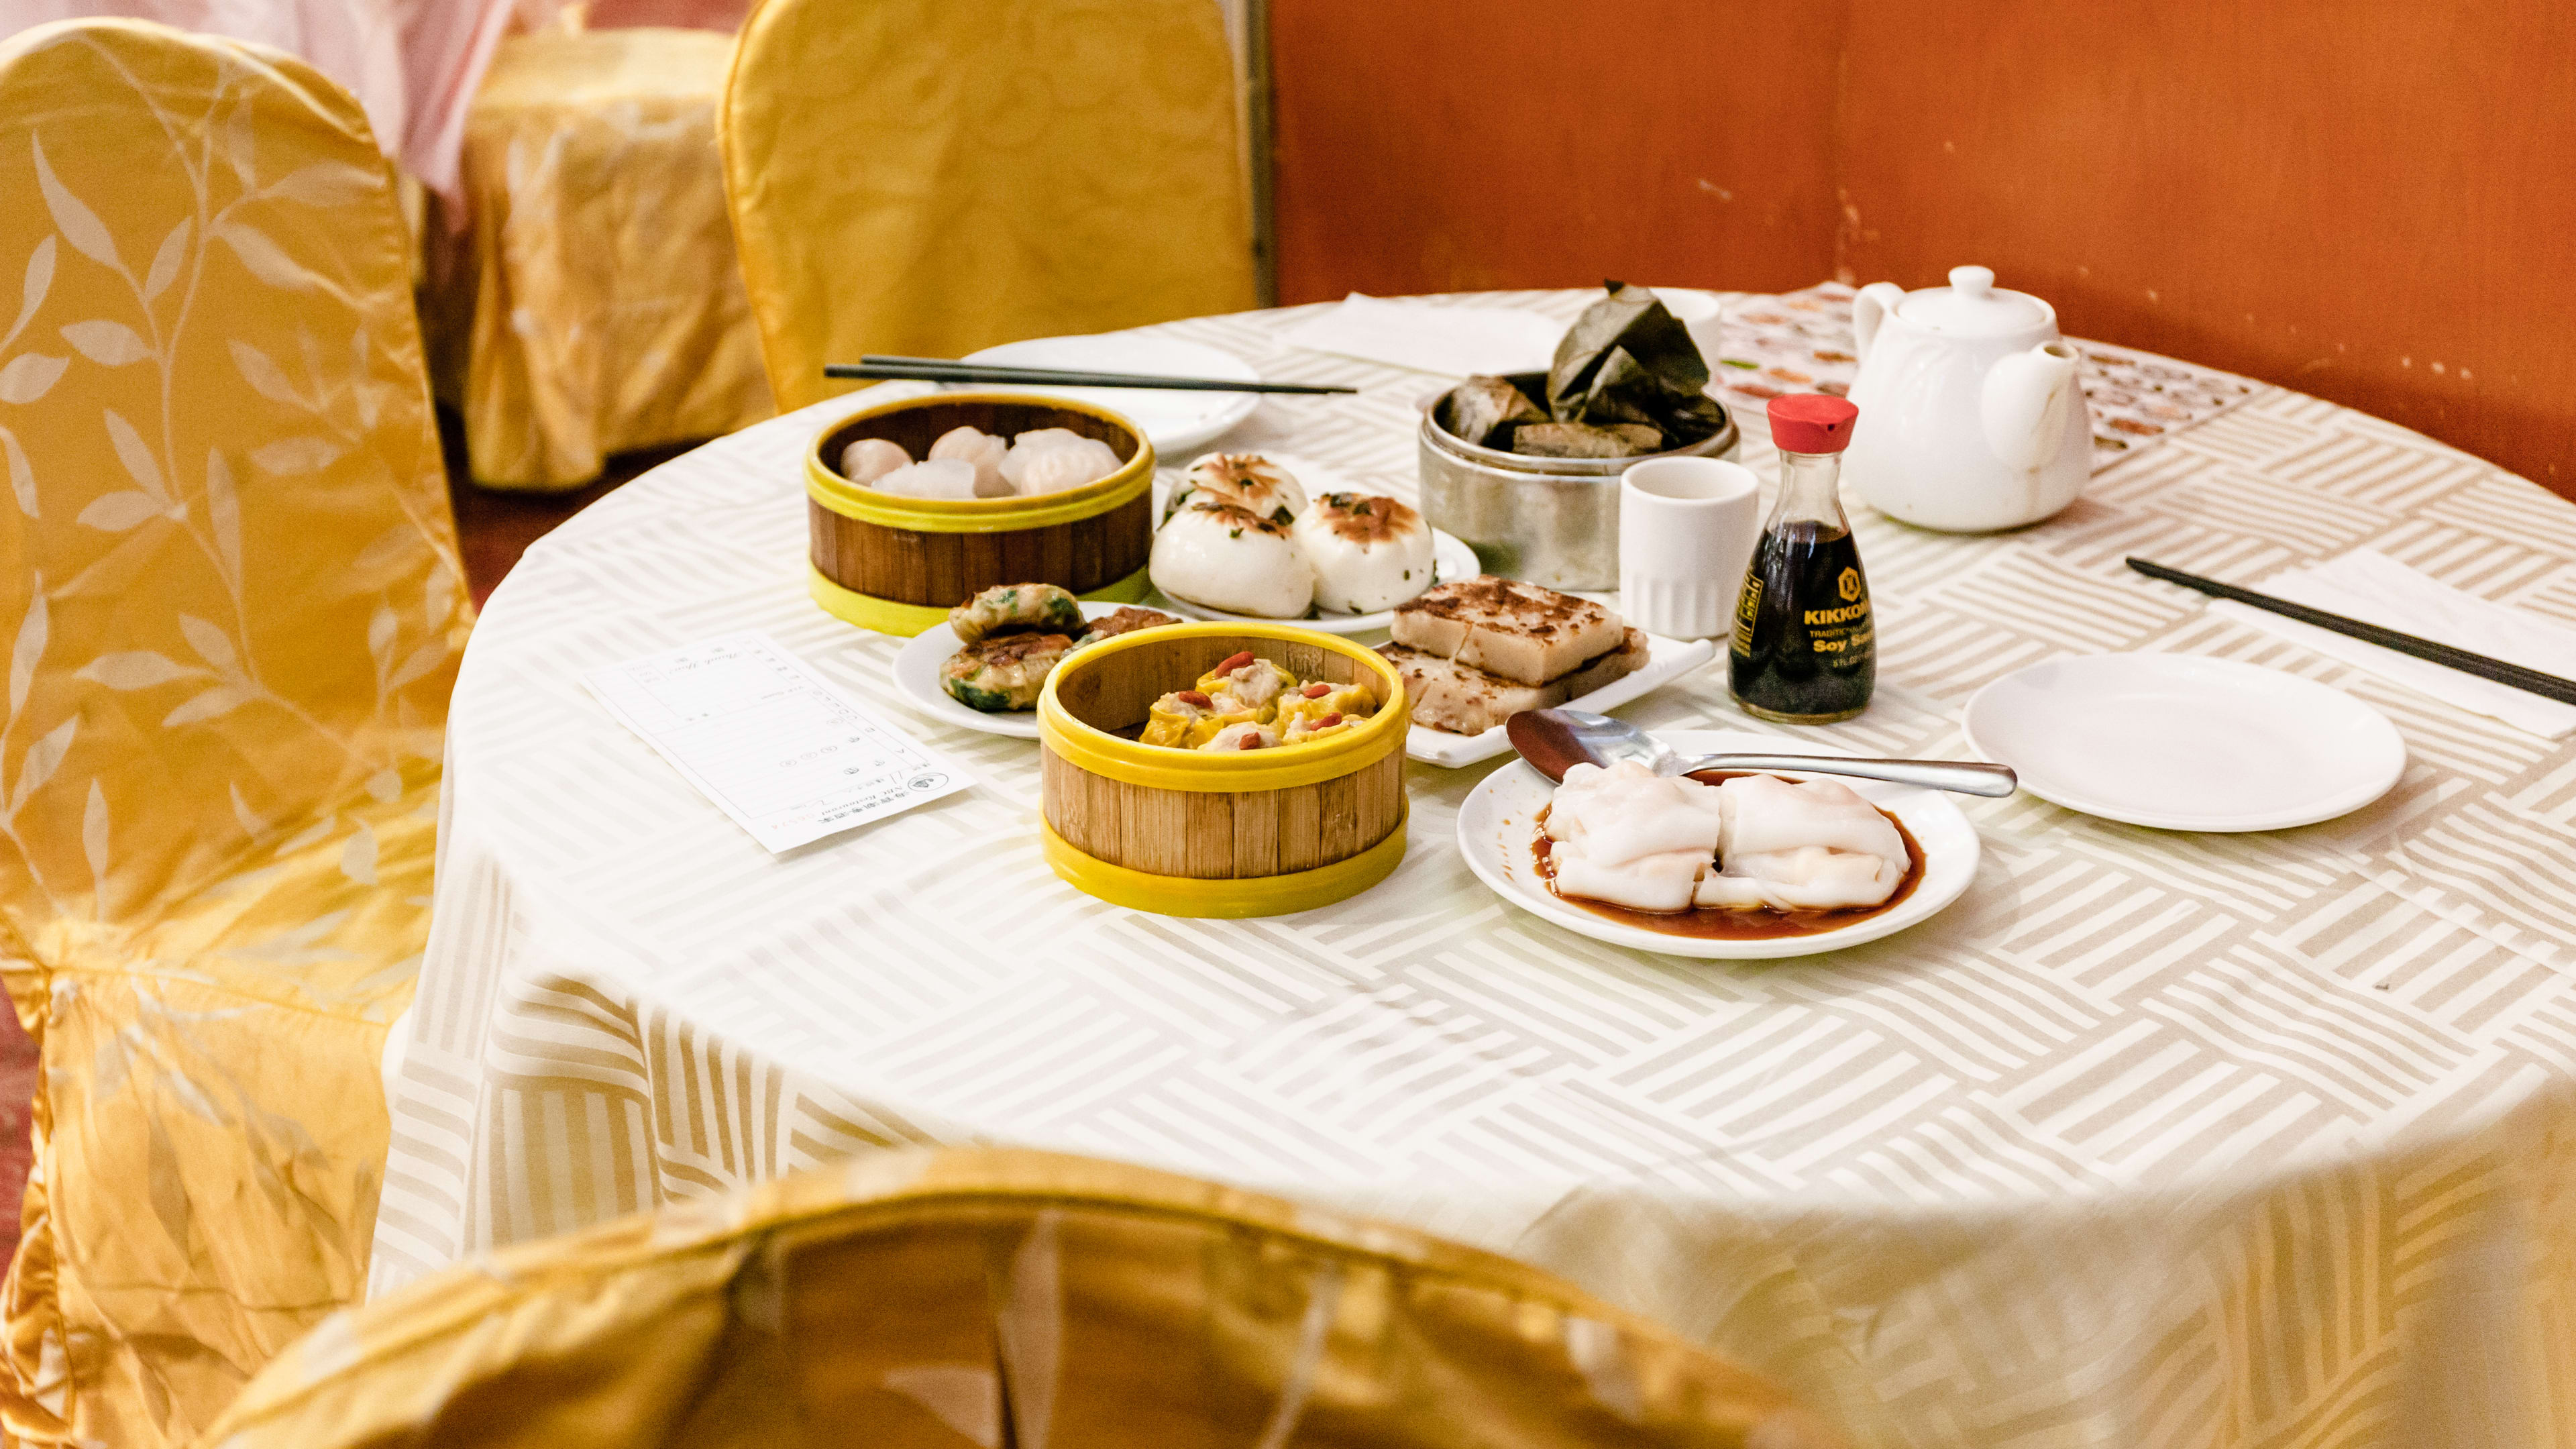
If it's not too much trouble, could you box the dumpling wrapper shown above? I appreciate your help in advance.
[1149,500,1313,619]
[1292,492,1437,614]
[841,437,911,485]
[869,458,980,500]
[1001,429,1123,495]
[1543,761,1725,914]
[1697,774,1907,910]
[1199,720,1281,751]
[928,426,1013,497]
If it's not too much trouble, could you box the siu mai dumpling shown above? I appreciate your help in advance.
[1291,492,1437,614]
[1542,761,1725,914]
[1697,774,1907,911]
[1148,500,1313,619]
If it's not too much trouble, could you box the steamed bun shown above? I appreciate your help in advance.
[1291,492,1436,614]
[1149,500,1313,618]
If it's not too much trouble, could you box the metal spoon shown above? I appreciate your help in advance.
[1504,708,2018,797]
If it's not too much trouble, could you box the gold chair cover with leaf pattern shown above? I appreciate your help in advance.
[720,0,1262,413]
[422,26,775,491]
[205,1147,1844,1449]
[0,19,468,1448]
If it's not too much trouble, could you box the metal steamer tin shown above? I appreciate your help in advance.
[1415,378,1741,590]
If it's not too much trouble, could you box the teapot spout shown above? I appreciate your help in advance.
[1980,341,2082,471]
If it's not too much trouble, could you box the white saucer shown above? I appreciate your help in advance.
[963,334,1259,456]
[1961,653,2406,830]
[890,602,1167,740]
[1456,730,1981,959]
[1403,633,1717,768]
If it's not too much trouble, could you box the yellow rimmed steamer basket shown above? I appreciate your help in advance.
[1038,623,1409,918]
[806,392,1157,636]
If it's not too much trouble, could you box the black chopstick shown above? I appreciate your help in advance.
[822,356,1354,395]
[2126,556,2576,706]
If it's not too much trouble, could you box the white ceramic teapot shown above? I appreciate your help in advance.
[1841,266,2088,532]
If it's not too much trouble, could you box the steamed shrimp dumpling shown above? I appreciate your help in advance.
[1000,429,1123,495]
[869,458,980,499]
[841,437,912,485]
[928,426,1013,497]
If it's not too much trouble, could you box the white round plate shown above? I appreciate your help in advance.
[962,334,1260,456]
[1456,731,1982,959]
[1961,653,2407,831]
[890,602,1166,739]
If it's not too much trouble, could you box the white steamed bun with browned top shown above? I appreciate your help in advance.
[1291,492,1436,614]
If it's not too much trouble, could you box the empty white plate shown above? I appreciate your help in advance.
[962,333,1260,456]
[1962,653,2406,830]
[1456,730,1980,959]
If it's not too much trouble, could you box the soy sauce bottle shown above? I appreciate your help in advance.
[1729,394,1874,722]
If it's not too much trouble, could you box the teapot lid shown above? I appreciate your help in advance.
[1897,266,2051,335]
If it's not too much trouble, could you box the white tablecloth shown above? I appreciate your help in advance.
[376,292,2576,1449]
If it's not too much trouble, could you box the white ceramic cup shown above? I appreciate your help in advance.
[1619,458,1762,641]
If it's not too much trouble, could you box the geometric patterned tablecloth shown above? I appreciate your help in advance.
[374,292,2576,1449]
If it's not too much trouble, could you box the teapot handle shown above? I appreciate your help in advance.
[1851,282,1908,362]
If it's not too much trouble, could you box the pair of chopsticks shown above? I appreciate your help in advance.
[2127,557,2576,706]
[822,354,1356,395]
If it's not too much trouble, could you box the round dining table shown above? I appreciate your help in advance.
[374,291,2576,1449]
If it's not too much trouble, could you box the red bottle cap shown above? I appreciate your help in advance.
[1768,394,1860,454]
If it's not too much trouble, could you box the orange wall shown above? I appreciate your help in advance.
[1271,1,2576,494]
[1268,0,1848,300]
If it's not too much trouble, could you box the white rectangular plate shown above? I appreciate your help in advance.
[1401,632,1719,768]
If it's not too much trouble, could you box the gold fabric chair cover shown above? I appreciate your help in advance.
[0,20,469,1446]
[423,26,775,491]
[206,1148,1843,1448]
[721,0,1262,413]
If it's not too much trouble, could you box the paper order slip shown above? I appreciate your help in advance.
[586,631,971,852]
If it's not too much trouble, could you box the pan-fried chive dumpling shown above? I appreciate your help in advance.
[1148,500,1314,619]
[940,633,1074,712]
[1291,492,1436,614]
[948,582,1084,646]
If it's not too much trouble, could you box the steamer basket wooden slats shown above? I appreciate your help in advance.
[1036,624,1410,917]
[804,393,1155,635]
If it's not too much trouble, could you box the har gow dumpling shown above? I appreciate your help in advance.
[867,458,981,500]
[928,426,1013,497]
[841,437,912,485]
[1291,492,1437,614]
[1148,500,1313,619]
[1000,429,1124,496]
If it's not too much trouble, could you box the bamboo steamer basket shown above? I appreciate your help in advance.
[806,392,1157,637]
[1037,623,1409,918]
